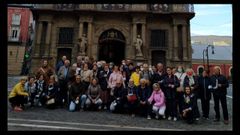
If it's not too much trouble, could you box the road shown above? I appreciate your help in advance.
[7,76,233,131]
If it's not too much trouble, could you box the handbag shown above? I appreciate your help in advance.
[127,94,137,103]
[46,98,55,105]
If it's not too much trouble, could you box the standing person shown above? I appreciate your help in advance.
[80,63,93,94]
[137,79,151,119]
[24,76,37,107]
[109,80,127,113]
[108,65,124,97]
[174,66,187,117]
[35,74,47,107]
[198,70,212,120]
[210,67,229,124]
[184,68,200,121]
[130,66,141,87]
[163,67,180,121]
[35,60,54,85]
[85,78,103,110]
[69,75,87,112]
[9,77,29,111]
[147,83,166,120]
[55,55,67,73]
[98,64,112,110]
[126,79,138,117]
[152,63,166,93]
[140,63,152,86]
[182,86,198,124]
[57,60,71,107]
[41,75,60,109]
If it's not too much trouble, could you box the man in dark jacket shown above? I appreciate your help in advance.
[198,70,212,119]
[151,63,167,93]
[210,67,229,124]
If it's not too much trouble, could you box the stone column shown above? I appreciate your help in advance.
[78,22,83,39]
[141,23,146,57]
[182,24,187,61]
[173,24,179,60]
[87,22,92,56]
[187,24,192,61]
[45,22,52,56]
[132,22,137,58]
[36,21,43,56]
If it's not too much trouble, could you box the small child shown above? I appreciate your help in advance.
[147,83,166,120]
[182,86,197,124]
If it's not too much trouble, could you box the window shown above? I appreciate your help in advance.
[150,30,167,48]
[9,26,20,41]
[58,27,74,44]
[12,14,21,25]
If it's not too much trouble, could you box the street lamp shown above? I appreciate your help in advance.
[202,49,206,69]
[206,44,215,71]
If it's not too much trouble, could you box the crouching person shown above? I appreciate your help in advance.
[41,75,60,109]
[182,86,198,124]
[25,76,37,107]
[69,75,87,112]
[9,76,29,111]
[85,78,102,110]
[147,83,166,120]
[110,80,127,113]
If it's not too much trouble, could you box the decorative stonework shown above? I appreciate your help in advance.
[150,4,169,12]
[79,16,93,23]
[55,4,76,10]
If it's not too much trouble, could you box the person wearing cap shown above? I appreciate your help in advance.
[9,76,29,111]
[147,83,166,120]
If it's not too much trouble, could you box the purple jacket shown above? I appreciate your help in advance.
[148,90,166,107]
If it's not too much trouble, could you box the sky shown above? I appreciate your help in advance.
[190,4,232,36]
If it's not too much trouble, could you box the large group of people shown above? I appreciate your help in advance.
[8,55,230,125]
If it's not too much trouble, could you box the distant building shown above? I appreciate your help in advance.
[7,4,34,75]
[213,41,229,46]
[191,44,232,80]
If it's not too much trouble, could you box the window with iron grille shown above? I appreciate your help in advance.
[12,14,21,25]
[150,30,167,48]
[58,27,74,44]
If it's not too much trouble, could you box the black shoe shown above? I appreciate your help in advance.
[224,120,229,125]
[213,118,220,122]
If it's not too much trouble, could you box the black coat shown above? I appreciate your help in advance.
[183,75,199,96]
[137,85,151,102]
[182,93,197,112]
[163,74,180,99]
[45,83,59,100]
[69,82,85,101]
[198,76,212,100]
[152,71,167,90]
[98,69,112,90]
[113,85,127,101]
[210,74,229,95]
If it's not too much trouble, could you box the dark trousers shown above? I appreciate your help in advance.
[9,96,27,107]
[127,101,138,114]
[213,93,229,120]
[176,92,184,116]
[166,98,177,117]
[183,110,194,124]
[200,98,210,118]
[29,92,37,106]
[138,103,149,117]
[59,80,69,105]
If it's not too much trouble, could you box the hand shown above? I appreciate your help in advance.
[218,84,222,87]
[92,99,96,104]
[168,84,171,87]
[46,96,50,99]
[183,111,187,117]
[76,97,80,100]
[171,85,175,88]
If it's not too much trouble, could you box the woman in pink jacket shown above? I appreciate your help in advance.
[147,83,166,120]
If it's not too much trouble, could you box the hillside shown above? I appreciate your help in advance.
[191,35,232,46]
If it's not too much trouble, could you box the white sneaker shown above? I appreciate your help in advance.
[195,118,200,121]
[147,115,151,120]
[103,106,107,110]
[155,115,159,120]
[162,115,166,119]
[173,117,177,121]
[168,116,172,121]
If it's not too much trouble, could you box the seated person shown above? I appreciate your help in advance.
[69,75,87,112]
[137,78,151,118]
[9,76,29,111]
[41,75,60,109]
[126,79,138,117]
[85,78,103,110]
[24,76,37,107]
[109,80,127,113]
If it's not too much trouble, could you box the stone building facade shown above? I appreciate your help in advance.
[30,4,195,72]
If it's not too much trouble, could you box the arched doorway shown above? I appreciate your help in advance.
[98,29,125,65]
